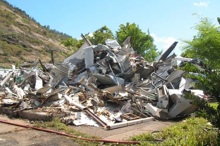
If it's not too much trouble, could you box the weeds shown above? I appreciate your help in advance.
[131,117,219,146]
[35,118,100,146]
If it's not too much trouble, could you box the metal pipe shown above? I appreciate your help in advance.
[0,119,140,145]
[84,109,107,128]
[81,33,92,46]
[158,41,178,61]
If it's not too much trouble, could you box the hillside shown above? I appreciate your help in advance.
[0,0,71,67]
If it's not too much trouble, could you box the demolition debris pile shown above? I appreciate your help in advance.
[0,37,206,129]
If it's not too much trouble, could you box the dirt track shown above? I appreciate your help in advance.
[0,115,79,146]
[0,115,173,146]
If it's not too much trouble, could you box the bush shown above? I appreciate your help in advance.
[195,102,220,143]
[131,117,219,146]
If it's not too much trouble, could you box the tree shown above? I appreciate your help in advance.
[182,18,220,129]
[183,18,220,69]
[61,26,113,56]
[182,17,220,128]
[217,17,220,25]
[62,24,161,62]
[61,38,83,56]
[116,23,161,62]
[87,25,114,45]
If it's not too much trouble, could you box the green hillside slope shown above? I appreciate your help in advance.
[0,0,71,67]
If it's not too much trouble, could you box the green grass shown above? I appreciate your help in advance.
[131,117,219,146]
[35,118,100,146]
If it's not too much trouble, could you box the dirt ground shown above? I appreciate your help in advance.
[0,114,173,146]
[72,119,173,140]
[0,115,79,146]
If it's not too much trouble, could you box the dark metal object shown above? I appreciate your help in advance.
[50,50,54,65]
[81,33,92,46]
[158,41,178,61]
[39,59,48,72]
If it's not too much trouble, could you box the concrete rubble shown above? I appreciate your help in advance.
[0,37,206,129]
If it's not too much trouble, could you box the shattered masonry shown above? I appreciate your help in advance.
[0,37,206,129]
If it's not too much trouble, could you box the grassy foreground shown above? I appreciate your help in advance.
[35,117,219,146]
[131,117,219,146]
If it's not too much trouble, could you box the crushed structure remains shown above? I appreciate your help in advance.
[0,37,206,129]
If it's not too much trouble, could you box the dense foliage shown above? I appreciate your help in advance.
[182,18,220,103]
[181,18,220,130]
[88,25,114,45]
[183,18,220,69]
[131,117,219,146]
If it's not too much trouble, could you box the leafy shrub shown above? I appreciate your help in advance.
[131,117,219,146]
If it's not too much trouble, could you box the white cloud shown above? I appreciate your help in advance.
[151,33,183,56]
[88,32,94,37]
[152,33,176,50]
[193,1,209,7]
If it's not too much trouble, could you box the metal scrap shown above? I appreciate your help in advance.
[0,37,207,129]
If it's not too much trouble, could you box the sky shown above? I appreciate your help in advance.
[5,0,220,54]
